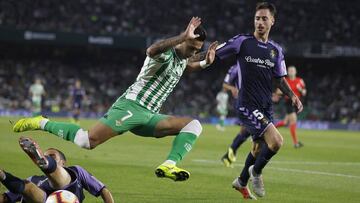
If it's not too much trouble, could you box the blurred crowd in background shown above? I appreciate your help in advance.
[1,0,358,44]
[0,45,359,123]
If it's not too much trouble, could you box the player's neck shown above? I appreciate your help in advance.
[253,31,269,43]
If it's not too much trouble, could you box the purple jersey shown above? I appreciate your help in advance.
[216,34,287,109]
[5,166,105,203]
[223,63,239,88]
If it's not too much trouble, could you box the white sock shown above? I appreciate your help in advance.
[74,129,90,149]
[40,119,49,129]
[163,160,176,166]
[180,120,202,137]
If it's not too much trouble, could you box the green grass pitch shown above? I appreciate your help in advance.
[0,117,359,202]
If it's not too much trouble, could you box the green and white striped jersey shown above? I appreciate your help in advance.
[120,48,188,112]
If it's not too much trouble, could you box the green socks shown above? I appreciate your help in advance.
[44,121,81,142]
[167,132,198,162]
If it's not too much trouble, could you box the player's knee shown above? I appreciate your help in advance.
[181,119,202,137]
[269,137,283,152]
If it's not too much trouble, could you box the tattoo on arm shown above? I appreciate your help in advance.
[146,34,185,57]
[189,51,206,62]
[276,77,295,98]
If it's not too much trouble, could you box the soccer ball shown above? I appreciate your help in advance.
[45,190,80,203]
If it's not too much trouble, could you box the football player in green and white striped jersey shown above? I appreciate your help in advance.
[13,17,218,182]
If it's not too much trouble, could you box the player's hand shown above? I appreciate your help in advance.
[205,41,218,65]
[183,17,202,40]
[291,95,303,113]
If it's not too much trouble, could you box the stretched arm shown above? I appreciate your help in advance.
[100,188,114,203]
[186,41,218,71]
[275,77,303,113]
[146,17,202,58]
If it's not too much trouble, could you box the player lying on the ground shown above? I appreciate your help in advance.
[13,17,218,182]
[274,65,306,148]
[214,2,302,199]
[0,137,114,203]
[220,64,251,168]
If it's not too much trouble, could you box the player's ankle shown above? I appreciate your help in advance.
[163,160,176,166]
[39,118,49,129]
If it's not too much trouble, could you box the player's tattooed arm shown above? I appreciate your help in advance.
[146,35,186,57]
[275,77,303,113]
[275,77,294,98]
[146,17,202,57]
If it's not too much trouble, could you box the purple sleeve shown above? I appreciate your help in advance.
[4,192,22,202]
[74,166,105,197]
[216,35,247,60]
[223,64,238,86]
[272,45,287,77]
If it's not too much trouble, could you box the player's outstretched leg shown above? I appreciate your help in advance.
[232,177,257,200]
[19,137,72,189]
[153,117,202,181]
[13,116,85,147]
[13,116,113,149]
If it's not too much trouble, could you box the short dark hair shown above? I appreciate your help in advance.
[256,2,277,17]
[194,25,207,41]
[47,148,67,162]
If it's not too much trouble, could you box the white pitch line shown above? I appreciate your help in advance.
[269,160,360,166]
[192,159,360,180]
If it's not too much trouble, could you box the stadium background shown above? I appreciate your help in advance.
[0,0,360,202]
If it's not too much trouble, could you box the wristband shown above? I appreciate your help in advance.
[199,60,210,69]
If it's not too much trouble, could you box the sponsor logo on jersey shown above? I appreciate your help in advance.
[245,56,275,69]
